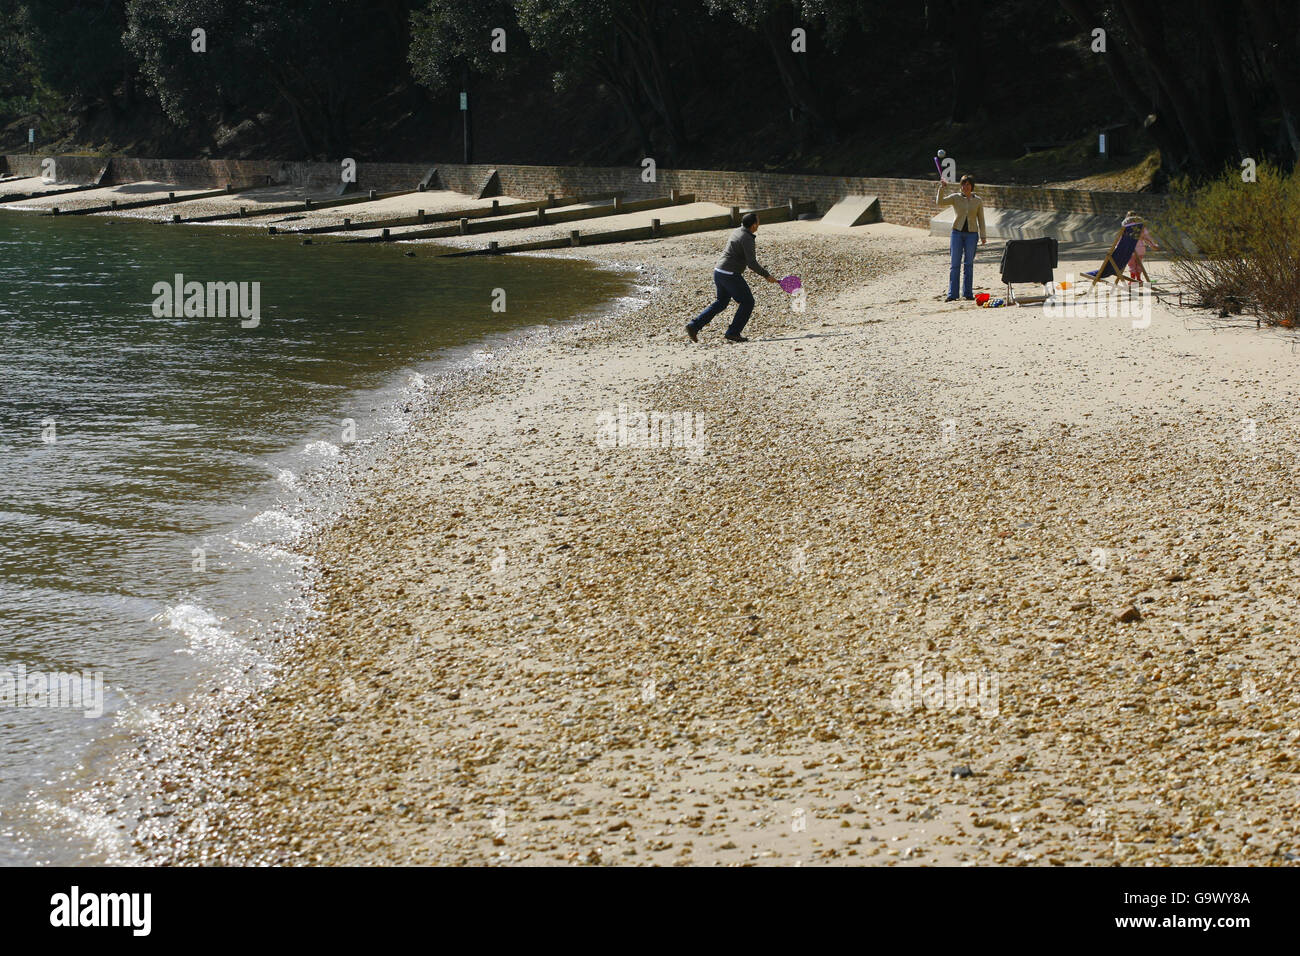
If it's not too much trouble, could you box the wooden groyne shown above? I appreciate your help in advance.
[50,183,271,216]
[286,191,626,235]
[173,188,420,224]
[440,201,815,257]
[338,192,698,244]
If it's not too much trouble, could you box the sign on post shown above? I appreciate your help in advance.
[459,92,468,111]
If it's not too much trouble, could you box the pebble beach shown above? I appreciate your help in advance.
[81,220,1300,866]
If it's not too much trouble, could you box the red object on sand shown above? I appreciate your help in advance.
[975,293,990,305]
[779,275,802,293]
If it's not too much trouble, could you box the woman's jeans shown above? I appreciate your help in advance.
[949,229,978,298]
[690,270,755,336]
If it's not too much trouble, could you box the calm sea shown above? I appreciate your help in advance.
[0,212,632,864]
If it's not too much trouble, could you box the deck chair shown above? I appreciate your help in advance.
[1078,222,1142,294]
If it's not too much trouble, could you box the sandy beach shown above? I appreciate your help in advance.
[86,219,1300,866]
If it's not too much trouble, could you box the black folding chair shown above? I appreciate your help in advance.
[999,237,1058,304]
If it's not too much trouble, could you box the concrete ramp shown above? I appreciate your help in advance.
[930,206,1120,245]
[476,169,501,199]
[822,195,880,227]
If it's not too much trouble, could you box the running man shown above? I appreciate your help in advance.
[686,212,778,343]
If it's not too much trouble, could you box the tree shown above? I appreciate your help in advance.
[513,0,692,161]
[408,0,523,161]
[707,0,836,147]
[512,0,654,158]
[126,0,417,158]
[18,0,132,112]
[1059,0,1299,176]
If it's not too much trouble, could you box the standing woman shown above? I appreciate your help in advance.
[936,173,987,301]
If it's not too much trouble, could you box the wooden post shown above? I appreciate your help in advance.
[788,197,797,218]
[368,189,376,199]
[268,226,277,234]
[570,230,580,247]
[226,183,234,193]
[417,209,425,224]
[489,241,499,253]
[239,207,246,218]
[537,208,546,224]
[382,228,390,239]
[460,217,470,234]
[305,199,312,208]
[614,196,623,212]
[172,214,180,223]
[343,218,351,229]
[651,218,661,237]
[546,192,555,208]
[671,188,680,203]
[730,206,740,226]
[168,192,175,200]
[110,200,117,208]
[491,199,499,214]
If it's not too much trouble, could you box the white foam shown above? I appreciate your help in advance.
[29,800,136,865]
[247,508,305,541]
[301,440,340,458]
[154,603,260,673]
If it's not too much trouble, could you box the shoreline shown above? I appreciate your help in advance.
[46,250,653,866]
[8,230,643,866]
[72,220,1300,865]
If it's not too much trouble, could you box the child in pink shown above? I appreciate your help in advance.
[1122,211,1158,282]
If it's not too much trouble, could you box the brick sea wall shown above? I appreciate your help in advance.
[4,155,1168,228]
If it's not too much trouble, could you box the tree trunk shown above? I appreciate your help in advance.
[1197,0,1255,160]
[275,81,320,159]
[611,3,687,159]
[1244,0,1300,163]
[596,47,654,159]
[758,6,834,147]
[1057,0,1193,173]
[947,0,984,123]
[1114,0,1218,171]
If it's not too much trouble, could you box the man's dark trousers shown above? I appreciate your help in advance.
[689,270,754,337]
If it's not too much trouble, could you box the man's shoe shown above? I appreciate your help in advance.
[724,334,749,343]
[963,295,975,300]
[686,324,699,342]
[945,295,958,302]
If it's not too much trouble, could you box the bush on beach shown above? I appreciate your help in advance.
[1159,163,1300,326]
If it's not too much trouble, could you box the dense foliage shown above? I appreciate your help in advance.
[1161,163,1300,325]
[4,0,1299,180]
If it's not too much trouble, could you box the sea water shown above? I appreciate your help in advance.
[0,212,631,864]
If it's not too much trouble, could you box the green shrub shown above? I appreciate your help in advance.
[1158,163,1300,326]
